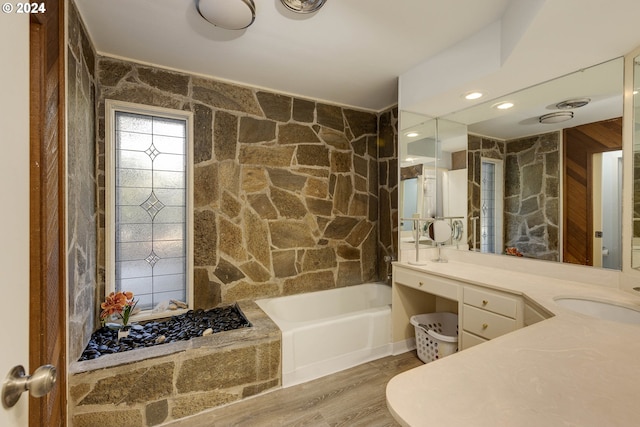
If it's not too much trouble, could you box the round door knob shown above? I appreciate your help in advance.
[2,364,57,408]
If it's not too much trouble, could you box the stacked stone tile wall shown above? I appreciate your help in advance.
[467,132,559,259]
[67,0,98,361]
[377,108,399,280]
[504,132,560,261]
[95,57,383,309]
[69,301,280,427]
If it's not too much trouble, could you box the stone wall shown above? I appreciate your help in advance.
[377,108,399,280]
[504,132,560,261]
[95,56,384,309]
[69,301,280,427]
[67,0,98,361]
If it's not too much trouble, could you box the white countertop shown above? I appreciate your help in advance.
[386,259,640,427]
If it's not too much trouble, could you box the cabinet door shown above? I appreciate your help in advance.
[461,331,488,349]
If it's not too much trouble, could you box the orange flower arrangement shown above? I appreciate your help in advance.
[505,247,523,257]
[100,291,138,327]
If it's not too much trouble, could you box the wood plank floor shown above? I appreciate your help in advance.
[163,351,423,427]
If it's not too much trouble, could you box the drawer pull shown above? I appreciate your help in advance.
[482,300,489,306]
[419,281,424,287]
[482,323,488,329]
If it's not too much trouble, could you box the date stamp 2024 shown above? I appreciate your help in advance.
[2,2,46,14]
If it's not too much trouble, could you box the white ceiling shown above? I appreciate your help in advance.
[74,0,510,111]
[75,0,640,113]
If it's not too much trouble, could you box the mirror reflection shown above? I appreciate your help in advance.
[632,55,640,269]
[399,115,467,249]
[400,57,624,270]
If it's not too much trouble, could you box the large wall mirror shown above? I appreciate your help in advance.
[400,57,624,270]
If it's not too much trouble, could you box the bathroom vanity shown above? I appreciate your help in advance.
[392,260,550,352]
[387,253,640,426]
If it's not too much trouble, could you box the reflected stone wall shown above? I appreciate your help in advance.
[504,132,560,261]
[467,132,559,259]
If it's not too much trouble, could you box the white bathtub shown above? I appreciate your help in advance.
[256,282,392,387]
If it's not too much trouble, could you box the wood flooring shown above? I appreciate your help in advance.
[163,351,423,427]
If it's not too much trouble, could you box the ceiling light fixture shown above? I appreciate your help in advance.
[539,111,574,124]
[405,132,419,138]
[280,0,327,13]
[464,91,484,100]
[494,101,514,110]
[196,0,256,30]
[555,98,590,109]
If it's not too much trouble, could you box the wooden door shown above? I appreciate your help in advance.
[563,118,622,266]
[29,1,66,425]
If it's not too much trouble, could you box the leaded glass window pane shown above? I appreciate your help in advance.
[114,111,188,311]
[480,161,496,254]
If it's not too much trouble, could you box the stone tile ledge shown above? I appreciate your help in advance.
[69,300,279,375]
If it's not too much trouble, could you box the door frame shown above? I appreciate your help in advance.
[29,1,67,425]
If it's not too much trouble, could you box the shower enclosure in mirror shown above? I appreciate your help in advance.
[400,57,625,270]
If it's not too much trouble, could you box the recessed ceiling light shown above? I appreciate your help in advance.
[196,0,256,30]
[539,111,574,124]
[405,132,419,138]
[494,101,514,110]
[464,91,484,100]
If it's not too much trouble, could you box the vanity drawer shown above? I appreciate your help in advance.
[394,267,459,300]
[464,286,518,318]
[462,304,517,340]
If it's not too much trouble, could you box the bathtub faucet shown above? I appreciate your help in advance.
[384,254,396,281]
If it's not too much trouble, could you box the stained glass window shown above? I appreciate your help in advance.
[480,161,496,254]
[110,108,191,312]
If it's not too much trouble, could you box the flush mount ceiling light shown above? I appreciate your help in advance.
[539,111,574,124]
[494,101,514,110]
[280,0,327,13]
[555,98,590,109]
[196,0,256,30]
[405,132,419,138]
[464,91,484,100]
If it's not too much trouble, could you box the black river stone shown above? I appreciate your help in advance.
[78,304,251,361]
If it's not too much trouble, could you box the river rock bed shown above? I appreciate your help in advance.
[78,304,251,361]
